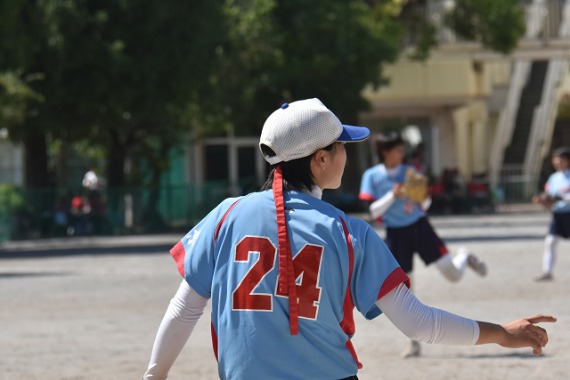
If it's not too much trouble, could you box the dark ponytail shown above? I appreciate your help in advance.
[260,143,336,191]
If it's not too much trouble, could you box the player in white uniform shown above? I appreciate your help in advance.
[143,98,555,380]
[533,147,570,281]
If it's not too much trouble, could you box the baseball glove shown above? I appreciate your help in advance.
[403,168,429,203]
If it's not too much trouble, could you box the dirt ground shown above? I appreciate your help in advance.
[1,207,568,379]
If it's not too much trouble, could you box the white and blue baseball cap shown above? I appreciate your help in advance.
[259,98,370,165]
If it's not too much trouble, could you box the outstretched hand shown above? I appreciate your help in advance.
[532,194,556,209]
[500,315,557,355]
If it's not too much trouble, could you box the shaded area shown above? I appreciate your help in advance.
[455,352,545,359]
[433,220,547,230]
[0,271,73,279]
[443,234,545,243]
[0,243,174,259]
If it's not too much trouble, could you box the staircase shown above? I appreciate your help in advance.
[496,0,570,201]
[502,60,549,165]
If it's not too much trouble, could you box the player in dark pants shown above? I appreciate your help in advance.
[360,133,487,358]
[533,147,570,281]
[386,217,449,274]
[143,99,554,379]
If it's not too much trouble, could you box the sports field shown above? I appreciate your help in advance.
[1,206,567,379]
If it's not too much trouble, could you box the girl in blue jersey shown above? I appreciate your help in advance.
[359,132,488,358]
[532,147,570,281]
[143,99,554,380]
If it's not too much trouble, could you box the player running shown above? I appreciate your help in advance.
[532,146,570,281]
[359,132,488,358]
[143,98,555,380]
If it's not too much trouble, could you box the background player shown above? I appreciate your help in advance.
[532,146,570,281]
[359,132,488,358]
[143,99,555,380]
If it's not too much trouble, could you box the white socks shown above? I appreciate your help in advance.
[434,248,470,283]
[542,234,558,275]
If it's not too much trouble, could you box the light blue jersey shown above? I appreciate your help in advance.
[170,190,408,380]
[545,169,570,213]
[359,164,425,228]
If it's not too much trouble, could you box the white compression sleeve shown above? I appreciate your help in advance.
[143,280,208,380]
[421,196,432,211]
[369,191,396,219]
[376,283,479,345]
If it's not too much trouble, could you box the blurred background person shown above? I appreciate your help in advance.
[359,132,487,358]
[532,147,570,281]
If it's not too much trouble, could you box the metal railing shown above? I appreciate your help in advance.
[494,164,539,204]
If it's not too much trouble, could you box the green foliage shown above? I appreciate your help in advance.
[1,0,228,187]
[445,0,526,54]
[273,0,402,121]
[401,11,438,61]
[0,71,44,128]
[211,0,402,137]
[0,0,529,192]
[0,184,25,215]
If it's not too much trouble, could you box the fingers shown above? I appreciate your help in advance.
[525,329,544,355]
[502,315,556,356]
[525,315,557,324]
[523,315,556,355]
[526,325,548,347]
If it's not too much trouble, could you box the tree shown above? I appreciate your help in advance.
[50,0,227,187]
[445,0,525,54]
[0,0,57,188]
[0,0,528,204]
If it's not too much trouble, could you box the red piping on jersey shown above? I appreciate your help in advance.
[377,267,410,300]
[339,218,362,369]
[438,244,449,255]
[214,200,241,243]
[211,200,241,362]
[170,241,186,277]
[358,192,376,202]
[273,166,300,336]
[211,322,219,361]
[170,199,241,278]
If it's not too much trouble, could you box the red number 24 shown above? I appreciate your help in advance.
[232,236,323,320]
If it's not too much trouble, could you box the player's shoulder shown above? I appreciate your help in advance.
[209,195,246,218]
[219,195,245,209]
[223,191,275,213]
[363,164,381,174]
[340,214,382,250]
[362,164,385,179]
[343,214,375,232]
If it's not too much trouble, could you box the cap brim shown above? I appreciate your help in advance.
[337,125,370,142]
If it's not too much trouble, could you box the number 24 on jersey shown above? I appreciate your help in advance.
[232,236,323,320]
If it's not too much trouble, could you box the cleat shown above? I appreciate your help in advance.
[466,252,487,277]
[401,340,421,359]
[534,273,553,282]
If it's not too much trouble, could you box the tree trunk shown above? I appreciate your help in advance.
[105,133,127,230]
[143,144,170,231]
[23,132,49,188]
[106,134,126,188]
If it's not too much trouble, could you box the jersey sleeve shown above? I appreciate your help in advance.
[359,168,377,202]
[346,217,409,320]
[169,197,240,299]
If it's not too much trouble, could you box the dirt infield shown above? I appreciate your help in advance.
[1,208,568,379]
